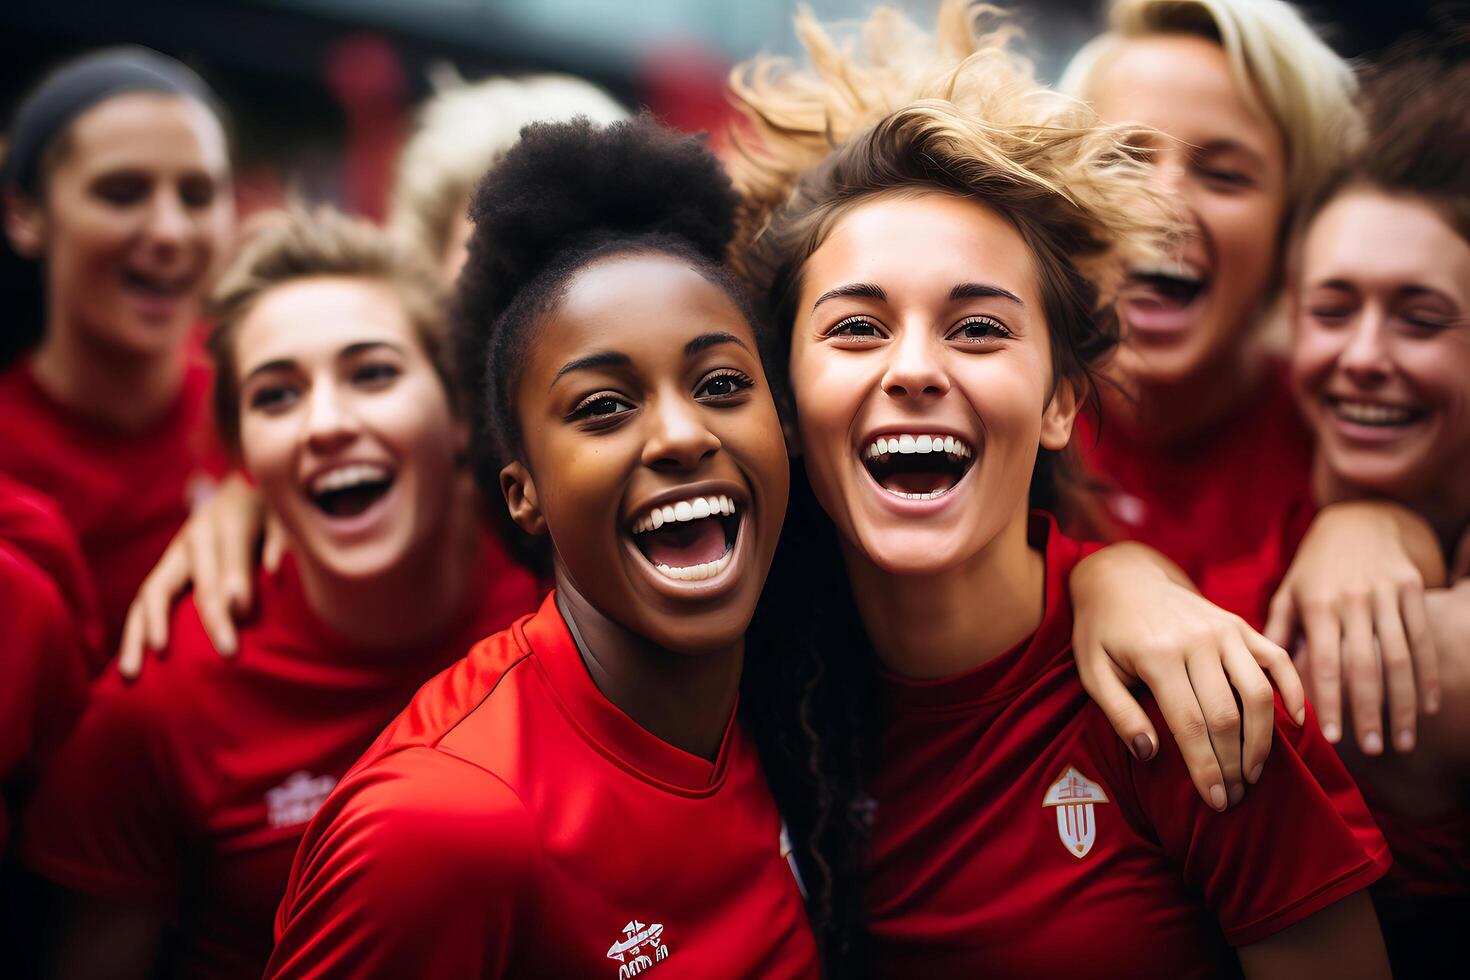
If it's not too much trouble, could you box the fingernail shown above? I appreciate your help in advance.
[1131,733,1155,761]
[1322,722,1341,743]
[1425,693,1441,714]
[1363,732,1384,755]
[1247,764,1263,784]
[1395,730,1414,752]
[1209,784,1227,811]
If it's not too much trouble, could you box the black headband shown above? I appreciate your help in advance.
[2,46,217,195]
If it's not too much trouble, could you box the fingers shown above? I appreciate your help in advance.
[1079,655,1158,762]
[1139,663,1228,812]
[1372,586,1417,753]
[1301,604,1345,743]
[1340,596,1383,755]
[187,521,238,658]
[1183,653,1245,807]
[217,507,255,619]
[1245,629,1306,726]
[1222,636,1277,786]
[263,516,287,574]
[118,602,146,680]
[1400,585,1441,718]
[1263,587,1298,651]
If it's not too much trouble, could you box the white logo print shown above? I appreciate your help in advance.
[265,771,337,829]
[606,920,671,978]
[1042,765,1110,859]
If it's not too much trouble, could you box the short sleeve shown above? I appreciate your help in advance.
[1124,698,1391,945]
[18,663,189,909]
[267,747,542,979]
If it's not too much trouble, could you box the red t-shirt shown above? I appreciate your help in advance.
[268,593,819,979]
[0,542,88,851]
[19,537,537,980]
[0,472,104,667]
[1076,358,1313,583]
[0,357,222,653]
[866,515,1389,979]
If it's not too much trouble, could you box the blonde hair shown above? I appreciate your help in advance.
[1059,0,1363,213]
[207,207,452,453]
[388,73,626,264]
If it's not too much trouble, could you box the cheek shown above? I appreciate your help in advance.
[791,349,871,457]
[239,419,298,508]
[367,380,458,459]
[1290,325,1344,391]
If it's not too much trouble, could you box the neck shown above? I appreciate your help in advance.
[554,581,743,762]
[30,321,185,431]
[1108,345,1262,446]
[295,483,481,651]
[845,507,1045,681]
[1312,455,1470,564]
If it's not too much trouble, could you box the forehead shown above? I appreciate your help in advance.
[1090,35,1281,159]
[61,92,229,176]
[1304,190,1470,297]
[804,192,1039,305]
[236,277,418,371]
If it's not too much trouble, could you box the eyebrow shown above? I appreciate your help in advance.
[811,282,887,311]
[1195,139,1268,170]
[550,350,633,389]
[950,282,1025,306]
[240,340,406,387]
[684,331,752,356]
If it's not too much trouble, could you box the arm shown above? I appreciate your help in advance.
[1236,892,1389,980]
[1070,542,1303,810]
[117,473,282,678]
[1265,500,1445,755]
[45,890,165,980]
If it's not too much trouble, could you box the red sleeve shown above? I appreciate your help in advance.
[0,477,104,668]
[1119,698,1391,945]
[268,747,542,979]
[18,659,190,909]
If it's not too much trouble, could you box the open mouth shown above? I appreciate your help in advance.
[861,434,974,500]
[123,269,195,299]
[1327,397,1426,429]
[629,494,741,582]
[1120,260,1208,330]
[308,463,396,518]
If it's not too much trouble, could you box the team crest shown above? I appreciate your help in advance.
[606,920,670,978]
[1042,765,1110,859]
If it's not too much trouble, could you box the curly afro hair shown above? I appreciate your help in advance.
[452,113,760,569]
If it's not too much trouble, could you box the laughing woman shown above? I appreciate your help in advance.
[19,210,539,979]
[732,4,1390,976]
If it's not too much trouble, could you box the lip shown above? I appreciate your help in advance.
[298,460,400,540]
[621,478,752,602]
[121,269,199,324]
[1118,283,1208,340]
[854,424,980,516]
[1320,394,1430,445]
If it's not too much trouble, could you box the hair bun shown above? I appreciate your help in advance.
[465,113,739,318]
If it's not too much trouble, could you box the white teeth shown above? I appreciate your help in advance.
[886,487,951,500]
[862,434,972,460]
[309,463,392,495]
[653,547,734,582]
[630,495,740,535]
[1131,259,1204,283]
[1334,401,1414,425]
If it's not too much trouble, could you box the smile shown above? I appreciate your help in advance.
[1327,397,1425,428]
[307,462,396,517]
[629,494,741,581]
[861,433,975,500]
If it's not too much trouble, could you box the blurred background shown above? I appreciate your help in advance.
[0,0,1452,223]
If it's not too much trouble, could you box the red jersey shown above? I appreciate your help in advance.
[867,515,1389,979]
[0,357,222,653]
[268,593,819,980]
[1076,358,1313,583]
[0,542,88,851]
[19,537,537,980]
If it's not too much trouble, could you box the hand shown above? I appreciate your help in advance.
[117,474,275,679]
[1071,543,1305,811]
[1265,501,1444,755]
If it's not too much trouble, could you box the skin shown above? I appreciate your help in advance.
[1089,35,1287,439]
[502,251,789,759]
[788,190,1387,976]
[4,92,234,430]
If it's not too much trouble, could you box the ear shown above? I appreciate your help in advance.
[500,460,547,537]
[1040,375,1083,451]
[3,188,46,259]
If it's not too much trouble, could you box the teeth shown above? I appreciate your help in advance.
[1335,401,1414,425]
[310,463,392,495]
[652,547,734,582]
[630,495,739,535]
[863,434,972,460]
[885,487,951,500]
[1131,258,1204,283]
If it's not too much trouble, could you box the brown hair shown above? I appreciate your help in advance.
[206,207,452,455]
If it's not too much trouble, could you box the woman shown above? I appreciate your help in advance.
[18,210,539,979]
[267,117,818,978]
[0,47,235,653]
[730,4,1390,975]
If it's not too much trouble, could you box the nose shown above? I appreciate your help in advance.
[642,394,721,472]
[304,380,360,455]
[880,325,950,401]
[143,187,192,252]
[1338,307,1393,387]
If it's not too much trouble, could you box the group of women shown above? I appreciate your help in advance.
[0,0,1464,977]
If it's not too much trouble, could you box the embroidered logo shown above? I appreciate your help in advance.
[606,920,670,978]
[1042,765,1110,859]
[265,771,337,829]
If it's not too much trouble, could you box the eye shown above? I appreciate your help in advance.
[1306,305,1353,327]
[947,316,1012,344]
[826,316,885,341]
[695,369,755,401]
[92,174,149,206]
[568,392,635,426]
[1201,168,1253,188]
[352,362,401,389]
[179,176,217,209]
[1399,311,1454,332]
[248,383,300,413]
